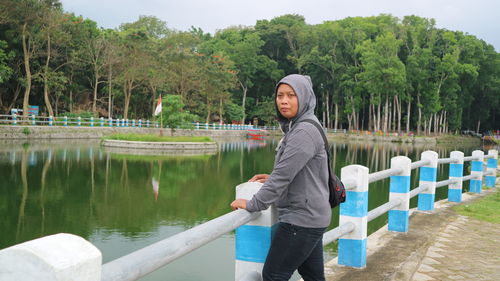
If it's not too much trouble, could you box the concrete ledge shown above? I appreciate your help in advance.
[102,139,218,151]
[0,126,247,139]
[0,233,101,281]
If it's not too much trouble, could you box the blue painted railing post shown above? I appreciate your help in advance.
[448,151,464,202]
[138,119,142,128]
[108,118,112,127]
[234,182,277,281]
[388,156,412,232]
[49,116,53,126]
[470,150,484,193]
[126,119,129,127]
[12,114,17,126]
[339,164,369,268]
[64,116,68,127]
[31,115,35,126]
[100,117,104,127]
[90,117,94,127]
[485,150,498,187]
[417,151,438,211]
[196,122,200,130]
[77,117,81,127]
[132,119,136,127]
[205,123,209,130]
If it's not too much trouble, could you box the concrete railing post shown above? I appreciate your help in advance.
[100,117,104,127]
[77,117,82,127]
[108,118,112,127]
[339,164,369,268]
[388,156,412,232]
[12,113,17,126]
[31,115,36,126]
[49,116,54,126]
[417,151,438,211]
[64,116,68,127]
[234,182,277,281]
[90,117,94,127]
[485,150,498,187]
[115,118,119,127]
[0,233,102,281]
[470,150,485,193]
[448,151,465,202]
[132,119,136,127]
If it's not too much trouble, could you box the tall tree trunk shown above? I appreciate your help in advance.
[406,97,411,134]
[22,23,32,115]
[417,94,421,135]
[239,81,248,124]
[326,92,330,129]
[43,33,54,117]
[123,81,132,119]
[108,64,112,118]
[219,97,223,123]
[92,66,99,115]
[368,102,372,131]
[377,102,381,132]
[334,103,338,130]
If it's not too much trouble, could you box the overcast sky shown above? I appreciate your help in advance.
[60,0,499,51]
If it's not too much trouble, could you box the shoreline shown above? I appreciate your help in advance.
[0,126,484,145]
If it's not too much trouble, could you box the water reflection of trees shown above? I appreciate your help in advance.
[0,140,493,250]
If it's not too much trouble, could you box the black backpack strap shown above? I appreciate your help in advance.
[298,119,330,157]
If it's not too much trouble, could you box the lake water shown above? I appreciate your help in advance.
[0,137,492,280]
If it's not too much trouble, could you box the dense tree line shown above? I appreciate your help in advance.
[0,0,498,132]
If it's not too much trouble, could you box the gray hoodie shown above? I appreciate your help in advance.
[246,74,331,228]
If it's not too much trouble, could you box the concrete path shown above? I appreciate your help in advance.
[324,186,500,281]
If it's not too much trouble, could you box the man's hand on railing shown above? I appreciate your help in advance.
[230,199,247,210]
[248,174,270,183]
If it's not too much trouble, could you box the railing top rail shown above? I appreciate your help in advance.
[368,167,403,183]
[437,158,456,164]
[464,156,480,161]
[484,155,494,159]
[410,159,431,170]
[101,209,260,281]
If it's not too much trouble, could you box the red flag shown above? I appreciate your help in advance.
[154,95,162,116]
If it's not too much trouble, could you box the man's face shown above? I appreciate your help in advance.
[276,83,299,119]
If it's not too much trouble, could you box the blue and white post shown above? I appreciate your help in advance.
[77,117,81,127]
[417,151,438,211]
[234,182,277,281]
[12,114,17,126]
[339,164,369,268]
[64,116,68,127]
[90,117,94,127]
[100,117,104,127]
[31,115,35,126]
[388,156,412,232]
[138,119,142,128]
[485,150,498,188]
[49,116,53,126]
[448,151,464,202]
[470,150,484,193]
[108,118,113,127]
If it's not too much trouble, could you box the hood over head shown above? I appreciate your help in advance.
[275,74,319,132]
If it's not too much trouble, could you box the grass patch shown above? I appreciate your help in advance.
[454,189,500,224]
[109,153,212,162]
[104,133,213,142]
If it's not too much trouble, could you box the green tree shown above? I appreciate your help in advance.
[161,95,196,129]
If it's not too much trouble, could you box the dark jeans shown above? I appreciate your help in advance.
[262,222,326,281]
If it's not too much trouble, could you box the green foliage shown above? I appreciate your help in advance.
[0,2,498,132]
[60,111,94,118]
[104,133,213,142]
[22,127,31,135]
[161,95,197,128]
[223,102,244,122]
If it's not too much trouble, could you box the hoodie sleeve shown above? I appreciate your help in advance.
[246,127,318,212]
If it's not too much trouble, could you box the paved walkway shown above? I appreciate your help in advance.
[324,186,500,281]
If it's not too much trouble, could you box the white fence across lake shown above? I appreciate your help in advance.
[0,149,498,281]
